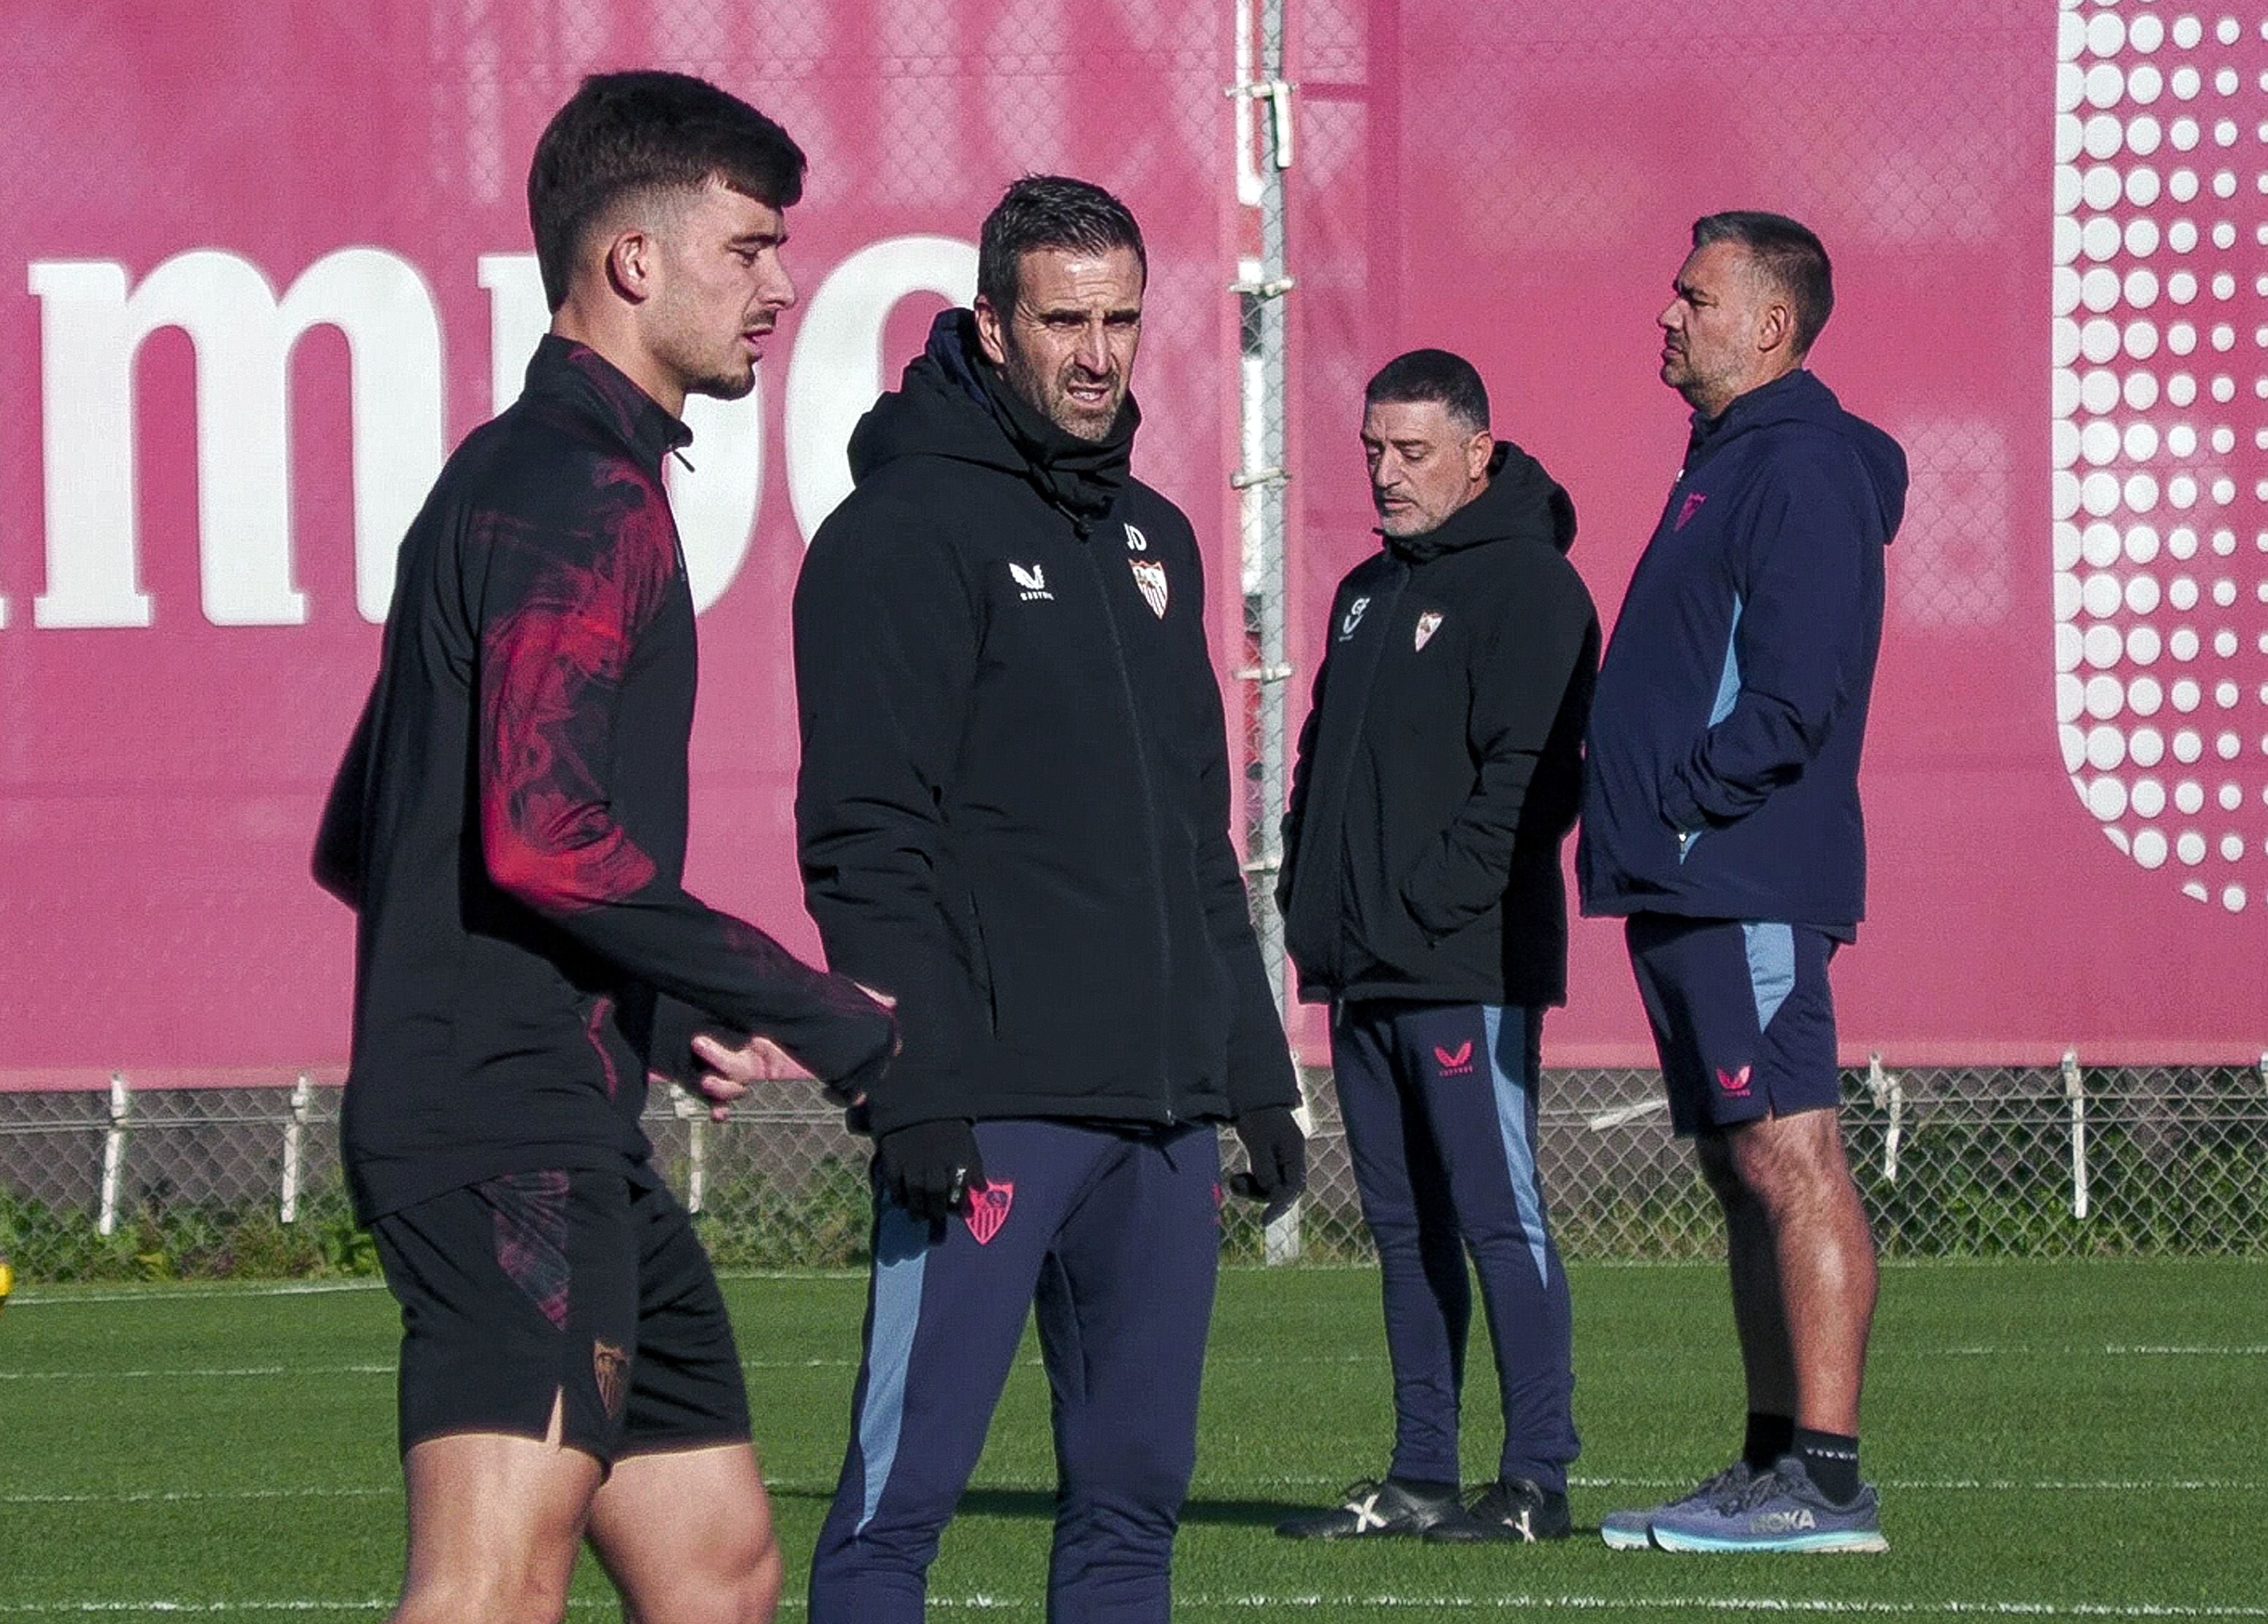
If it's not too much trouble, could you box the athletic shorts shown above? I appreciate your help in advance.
[369,1168,750,1466]
[1624,914,1842,1137]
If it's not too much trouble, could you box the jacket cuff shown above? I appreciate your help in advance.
[647,995,735,1084]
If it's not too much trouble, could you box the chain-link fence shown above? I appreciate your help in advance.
[4,1060,2262,1284]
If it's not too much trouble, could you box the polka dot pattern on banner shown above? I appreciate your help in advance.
[2055,0,2267,913]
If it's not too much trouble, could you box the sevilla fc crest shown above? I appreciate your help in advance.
[964,1181,1015,1245]
[1130,559,1169,618]
[1414,610,1443,651]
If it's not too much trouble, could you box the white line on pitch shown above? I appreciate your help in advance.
[2,1598,2264,1620]
[1941,1346,2267,1357]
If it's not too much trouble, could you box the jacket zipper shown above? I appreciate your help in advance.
[1077,535,1177,1122]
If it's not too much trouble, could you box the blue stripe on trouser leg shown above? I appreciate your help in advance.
[1482,1004,1554,1285]
[1413,1001,1578,1493]
[1332,1001,1470,1487]
[855,1203,928,1533]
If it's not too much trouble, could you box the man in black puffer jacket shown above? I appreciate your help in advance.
[794,176,1303,1624]
[1275,350,1599,1547]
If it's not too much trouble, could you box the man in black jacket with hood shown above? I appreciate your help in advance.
[1275,350,1599,1544]
[793,176,1305,1623]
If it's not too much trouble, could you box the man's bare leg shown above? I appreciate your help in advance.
[392,1398,603,1624]
[1722,1108,1878,1435]
[1695,1131,1796,1422]
[587,1441,783,1624]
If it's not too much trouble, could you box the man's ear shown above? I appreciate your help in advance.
[973,294,1009,367]
[1465,427,1495,483]
[1755,296,1794,360]
[605,229,658,307]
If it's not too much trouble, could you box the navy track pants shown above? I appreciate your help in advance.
[808,1119,1221,1624]
[1332,1000,1579,1490]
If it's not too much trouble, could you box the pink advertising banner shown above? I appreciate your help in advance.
[0,1,2259,1087]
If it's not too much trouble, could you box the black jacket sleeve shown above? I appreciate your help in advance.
[792,495,992,1130]
[1182,539,1302,1116]
[1275,650,1329,919]
[311,683,376,908]
[1400,564,1599,939]
[475,487,895,1095]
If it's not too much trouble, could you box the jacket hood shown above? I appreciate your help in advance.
[847,310,1028,482]
[1687,368,1907,543]
[1385,438,1578,565]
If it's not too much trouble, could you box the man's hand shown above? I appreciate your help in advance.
[1228,1105,1307,1223]
[682,1032,801,1122]
[876,1119,984,1223]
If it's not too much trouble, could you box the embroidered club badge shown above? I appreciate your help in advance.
[1414,610,1444,651]
[964,1181,1015,1246]
[1130,559,1169,618]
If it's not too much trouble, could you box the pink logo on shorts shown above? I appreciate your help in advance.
[1434,1041,1475,1076]
[964,1182,1014,1246]
[1717,1065,1753,1098]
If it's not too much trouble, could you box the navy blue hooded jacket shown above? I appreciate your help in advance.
[1576,368,1906,932]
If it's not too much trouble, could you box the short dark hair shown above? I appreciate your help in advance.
[1692,210,1834,355]
[1364,348,1490,434]
[977,175,1147,320]
[528,71,807,311]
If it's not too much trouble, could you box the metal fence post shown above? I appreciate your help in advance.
[1231,0,1301,1264]
[96,1071,131,1237]
[2063,1049,2089,1220]
[1869,1052,1903,1184]
[280,1073,313,1224]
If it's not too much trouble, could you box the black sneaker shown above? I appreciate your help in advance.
[1424,1477,1573,1544]
[1275,1476,1464,1539]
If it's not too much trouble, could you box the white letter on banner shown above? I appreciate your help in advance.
[786,236,977,542]
[30,250,444,628]
[480,251,760,615]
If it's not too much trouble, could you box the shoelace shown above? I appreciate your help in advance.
[1714,1468,1787,1513]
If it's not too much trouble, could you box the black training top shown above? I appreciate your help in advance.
[316,337,896,1222]
[792,311,1298,1136]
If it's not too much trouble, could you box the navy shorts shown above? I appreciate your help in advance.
[1624,914,1842,1136]
[370,1169,750,1466]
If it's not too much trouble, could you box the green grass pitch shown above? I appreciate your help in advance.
[1,1258,2263,1618]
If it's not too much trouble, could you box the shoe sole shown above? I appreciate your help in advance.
[1650,1526,1889,1554]
[1599,1523,1652,1551]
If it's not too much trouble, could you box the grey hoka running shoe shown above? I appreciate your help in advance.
[1599,1461,1755,1550]
[1647,1454,1888,1553]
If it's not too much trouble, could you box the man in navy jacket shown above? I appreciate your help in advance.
[1275,351,1598,1544]
[1578,212,1906,1553]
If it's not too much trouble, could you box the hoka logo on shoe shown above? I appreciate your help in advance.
[1010,562,1053,601]
[1434,1041,1474,1076]
[1749,1508,1817,1533]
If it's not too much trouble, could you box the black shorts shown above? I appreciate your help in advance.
[370,1169,750,1466]
[1625,914,1843,1137]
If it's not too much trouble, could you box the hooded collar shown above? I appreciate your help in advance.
[524,334,692,479]
[851,310,1139,535]
[1683,367,1822,472]
[1383,439,1578,566]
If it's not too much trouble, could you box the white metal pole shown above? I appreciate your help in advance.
[687,1113,709,1217]
[1869,1053,1902,1184]
[280,1073,312,1224]
[97,1072,130,1238]
[2063,1050,2089,1221]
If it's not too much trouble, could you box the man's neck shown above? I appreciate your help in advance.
[1687,360,1802,424]
[549,304,685,419]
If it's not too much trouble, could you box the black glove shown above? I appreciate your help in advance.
[876,1119,985,1223]
[1228,1105,1307,1222]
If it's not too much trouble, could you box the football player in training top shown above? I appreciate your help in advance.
[315,72,895,1624]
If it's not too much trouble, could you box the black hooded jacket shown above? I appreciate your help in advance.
[792,312,1299,1135]
[1278,442,1600,1008]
